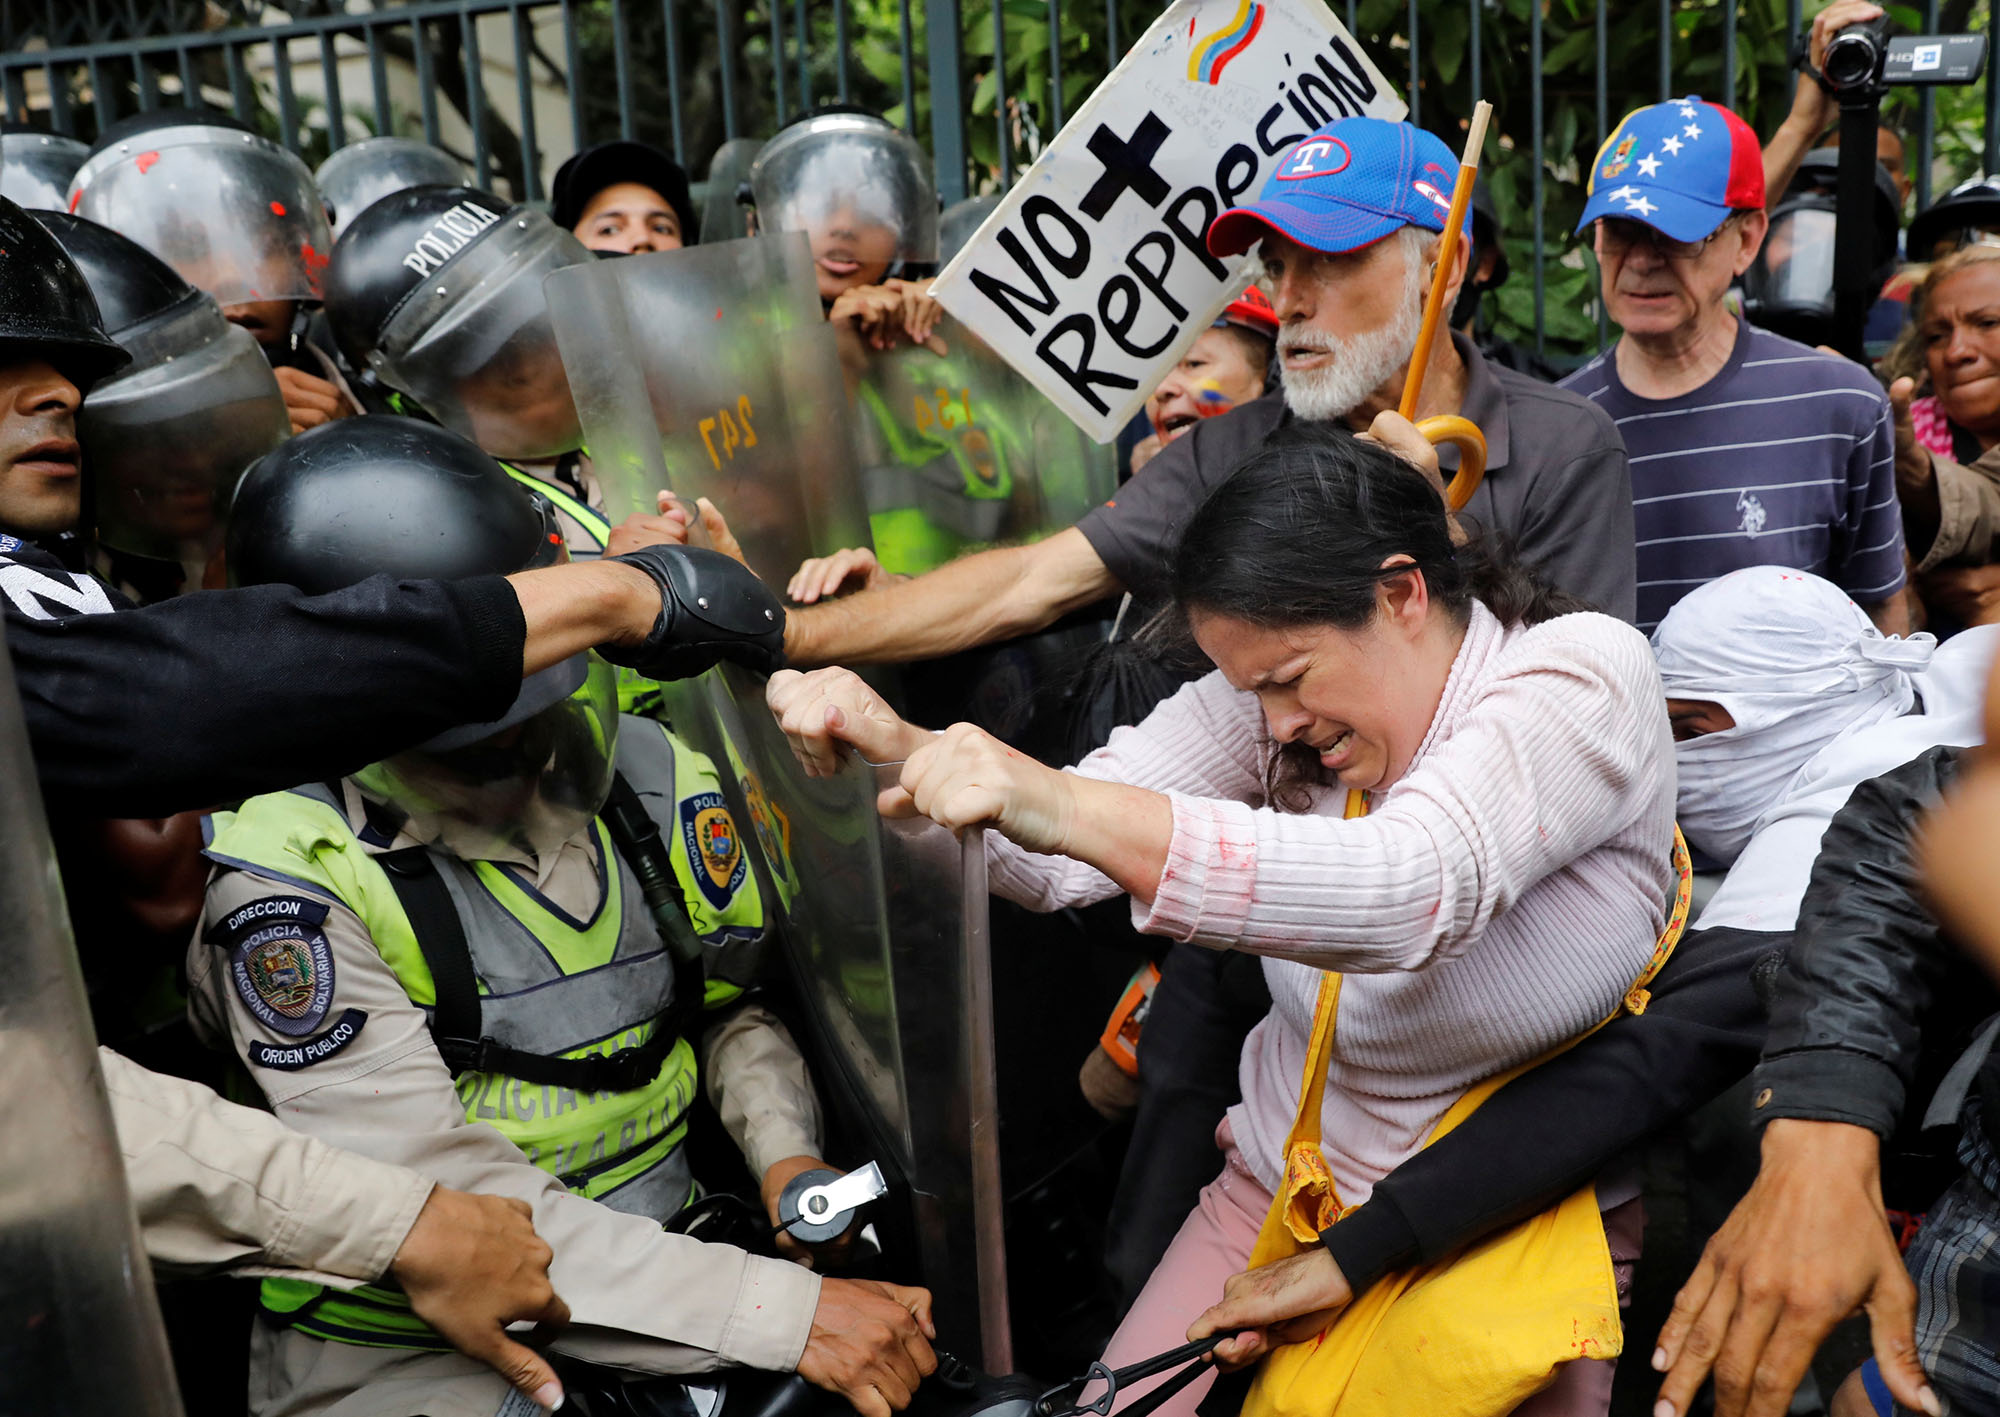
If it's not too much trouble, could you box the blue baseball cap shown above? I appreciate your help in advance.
[1574,96,1766,243]
[1207,118,1470,259]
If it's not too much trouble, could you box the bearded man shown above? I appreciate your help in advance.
[777,115,1636,672]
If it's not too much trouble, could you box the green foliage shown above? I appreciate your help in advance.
[564,0,1996,359]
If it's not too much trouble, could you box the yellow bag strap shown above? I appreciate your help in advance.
[1262,814,1693,1252]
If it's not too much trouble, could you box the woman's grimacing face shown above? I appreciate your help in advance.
[1189,569,1451,793]
[1924,261,2000,437]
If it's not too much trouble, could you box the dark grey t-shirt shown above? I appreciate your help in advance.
[1074,333,1639,622]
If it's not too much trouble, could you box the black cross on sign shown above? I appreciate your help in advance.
[1080,113,1174,222]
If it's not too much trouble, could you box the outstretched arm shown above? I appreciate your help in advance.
[783,528,1118,668]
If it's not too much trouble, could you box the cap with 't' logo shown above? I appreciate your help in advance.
[1207,116,1470,259]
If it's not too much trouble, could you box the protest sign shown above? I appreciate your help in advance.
[930,0,1404,442]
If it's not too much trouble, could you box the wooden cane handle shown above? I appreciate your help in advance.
[1417,414,1487,512]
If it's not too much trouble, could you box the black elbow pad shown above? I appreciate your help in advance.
[602,544,786,681]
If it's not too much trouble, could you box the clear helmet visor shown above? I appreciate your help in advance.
[354,655,619,864]
[0,133,88,210]
[1744,204,1839,329]
[749,116,939,288]
[315,138,469,237]
[374,210,589,460]
[82,296,288,567]
[70,125,334,305]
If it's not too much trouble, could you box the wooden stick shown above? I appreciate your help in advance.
[1398,100,1492,421]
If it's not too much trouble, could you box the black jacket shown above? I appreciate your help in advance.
[0,538,525,818]
[1751,745,2000,1147]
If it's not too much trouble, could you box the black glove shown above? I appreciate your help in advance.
[601,545,786,681]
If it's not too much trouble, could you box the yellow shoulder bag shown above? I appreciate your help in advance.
[1240,790,1692,1417]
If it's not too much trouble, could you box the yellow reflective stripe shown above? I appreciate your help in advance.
[470,835,625,976]
[503,463,613,547]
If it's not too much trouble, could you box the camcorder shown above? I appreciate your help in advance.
[1784,18,1987,357]
[1818,17,1985,98]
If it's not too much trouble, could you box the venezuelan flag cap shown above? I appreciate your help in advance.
[1576,97,1764,243]
[1207,117,1471,259]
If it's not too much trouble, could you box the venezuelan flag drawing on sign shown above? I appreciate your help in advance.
[1186,0,1265,84]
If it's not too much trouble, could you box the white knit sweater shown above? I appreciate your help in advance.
[987,602,1677,1202]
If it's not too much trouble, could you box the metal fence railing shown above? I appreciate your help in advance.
[4,0,1997,360]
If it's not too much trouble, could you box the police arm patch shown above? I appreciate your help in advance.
[680,791,747,910]
[208,897,339,1037]
[249,1009,368,1071]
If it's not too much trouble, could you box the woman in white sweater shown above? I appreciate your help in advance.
[769,425,1677,1415]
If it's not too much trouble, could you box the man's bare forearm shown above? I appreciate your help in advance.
[784,528,1119,668]
[507,560,656,674]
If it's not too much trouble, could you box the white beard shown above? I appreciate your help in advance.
[1278,240,1426,423]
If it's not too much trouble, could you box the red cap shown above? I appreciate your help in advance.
[1217,286,1277,339]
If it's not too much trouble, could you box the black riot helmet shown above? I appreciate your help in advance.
[34,206,203,336]
[323,184,592,460]
[227,415,565,593]
[1742,148,1902,349]
[1907,174,2000,262]
[229,415,612,853]
[36,209,288,568]
[0,195,130,389]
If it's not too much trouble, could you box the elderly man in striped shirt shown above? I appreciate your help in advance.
[1562,96,1908,636]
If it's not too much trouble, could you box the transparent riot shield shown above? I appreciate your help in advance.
[843,315,1121,758]
[547,236,1009,1367]
[0,131,88,210]
[845,313,1116,577]
[0,623,184,1415]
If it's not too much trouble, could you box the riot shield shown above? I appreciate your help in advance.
[315,138,467,236]
[547,236,1009,1367]
[0,622,184,1415]
[845,313,1116,576]
[0,131,88,210]
[842,314,1121,758]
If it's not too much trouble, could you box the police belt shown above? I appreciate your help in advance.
[378,771,706,1096]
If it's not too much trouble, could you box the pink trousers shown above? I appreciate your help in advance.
[1096,1125,1644,1417]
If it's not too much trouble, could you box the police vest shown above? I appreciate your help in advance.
[855,380,1017,576]
[216,720,762,1350]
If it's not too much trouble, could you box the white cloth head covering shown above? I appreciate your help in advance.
[1652,566,1936,865]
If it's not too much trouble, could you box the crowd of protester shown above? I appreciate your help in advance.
[18,2,2000,1415]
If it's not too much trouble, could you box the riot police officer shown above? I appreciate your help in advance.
[69,108,361,433]
[322,182,693,563]
[748,112,945,350]
[32,208,290,599]
[194,419,937,1417]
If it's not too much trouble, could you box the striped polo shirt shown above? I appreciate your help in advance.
[1562,322,1904,632]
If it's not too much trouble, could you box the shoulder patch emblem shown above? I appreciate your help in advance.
[221,899,337,1037]
[248,1009,367,1071]
[681,790,747,910]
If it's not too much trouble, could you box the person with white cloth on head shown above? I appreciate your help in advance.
[1656,564,2000,934]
